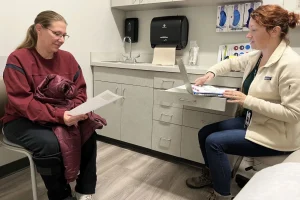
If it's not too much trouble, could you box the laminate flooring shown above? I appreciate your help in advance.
[0,141,241,200]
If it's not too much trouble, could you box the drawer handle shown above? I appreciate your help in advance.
[115,87,119,94]
[162,80,175,83]
[161,80,175,88]
[160,137,171,142]
[179,98,196,103]
[160,113,173,122]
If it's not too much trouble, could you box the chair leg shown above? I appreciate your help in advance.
[27,154,38,200]
[231,156,244,178]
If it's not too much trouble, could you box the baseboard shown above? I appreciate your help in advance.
[96,134,205,169]
[0,157,29,179]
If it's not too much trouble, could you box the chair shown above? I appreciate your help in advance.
[0,78,38,200]
[232,155,289,178]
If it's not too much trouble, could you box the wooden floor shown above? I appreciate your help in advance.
[0,141,241,200]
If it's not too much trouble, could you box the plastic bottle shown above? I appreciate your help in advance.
[188,41,199,66]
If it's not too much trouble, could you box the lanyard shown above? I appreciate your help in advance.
[253,54,263,77]
[244,54,263,129]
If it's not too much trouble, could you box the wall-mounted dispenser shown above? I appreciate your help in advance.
[150,16,189,50]
[125,18,139,43]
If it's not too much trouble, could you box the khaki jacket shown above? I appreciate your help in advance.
[208,40,300,151]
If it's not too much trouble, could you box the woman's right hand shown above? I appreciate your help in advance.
[63,112,88,126]
[194,72,215,86]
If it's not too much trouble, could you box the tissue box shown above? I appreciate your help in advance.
[243,2,262,31]
[216,5,229,32]
[228,4,245,32]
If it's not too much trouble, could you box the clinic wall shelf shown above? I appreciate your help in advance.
[111,0,262,11]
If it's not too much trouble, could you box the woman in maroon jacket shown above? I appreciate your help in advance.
[2,11,96,200]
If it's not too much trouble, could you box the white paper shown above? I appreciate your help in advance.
[67,90,122,116]
[152,45,176,65]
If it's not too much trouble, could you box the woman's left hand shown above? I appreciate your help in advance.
[223,90,247,105]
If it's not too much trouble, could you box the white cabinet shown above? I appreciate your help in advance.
[94,81,153,148]
[181,126,204,163]
[152,120,182,157]
[284,0,300,12]
[111,0,139,7]
[120,84,153,148]
[93,65,242,164]
[262,0,283,6]
[94,81,122,140]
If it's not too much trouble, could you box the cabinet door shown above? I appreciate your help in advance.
[181,126,204,163]
[111,0,139,7]
[94,81,122,140]
[120,84,153,148]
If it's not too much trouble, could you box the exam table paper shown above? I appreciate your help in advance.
[67,90,122,116]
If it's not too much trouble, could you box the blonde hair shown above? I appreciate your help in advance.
[16,10,67,50]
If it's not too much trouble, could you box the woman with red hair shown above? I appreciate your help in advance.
[186,4,300,200]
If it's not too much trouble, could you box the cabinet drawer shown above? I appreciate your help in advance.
[152,120,182,157]
[153,105,183,125]
[183,109,231,129]
[184,103,238,117]
[181,126,204,163]
[189,74,243,88]
[154,77,184,90]
[156,88,227,112]
[93,67,153,87]
[154,89,183,108]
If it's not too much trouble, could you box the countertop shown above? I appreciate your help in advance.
[91,61,243,78]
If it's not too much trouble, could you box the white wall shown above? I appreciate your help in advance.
[126,5,300,67]
[0,0,125,166]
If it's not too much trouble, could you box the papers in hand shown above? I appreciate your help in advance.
[192,85,237,97]
[67,90,122,116]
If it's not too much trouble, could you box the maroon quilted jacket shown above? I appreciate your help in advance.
[34,74,107,183]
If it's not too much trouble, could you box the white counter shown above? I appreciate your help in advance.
[91,61,244,78]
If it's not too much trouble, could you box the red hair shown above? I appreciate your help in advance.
[251,5,300,43]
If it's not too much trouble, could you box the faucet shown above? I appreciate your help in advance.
[122,36,140,63]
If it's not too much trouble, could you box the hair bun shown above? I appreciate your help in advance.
[288,12,300,28]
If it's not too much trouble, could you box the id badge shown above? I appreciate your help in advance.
[244,110,252,128]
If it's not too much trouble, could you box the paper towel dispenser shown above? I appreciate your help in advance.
[150,16,189,50]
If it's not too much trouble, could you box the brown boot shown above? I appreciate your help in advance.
[208,190,234,200]
[186,167,212,189]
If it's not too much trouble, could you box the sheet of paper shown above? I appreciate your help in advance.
[67,90,122,116]
[152,45,176,66]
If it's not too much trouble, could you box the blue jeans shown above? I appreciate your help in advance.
[198,117,292,196]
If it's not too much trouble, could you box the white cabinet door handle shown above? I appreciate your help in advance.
[115,87,119,94]
[122,88,126,99]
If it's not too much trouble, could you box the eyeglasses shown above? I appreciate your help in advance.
[45,27,70,40]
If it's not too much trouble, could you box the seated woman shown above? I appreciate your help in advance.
[1,10,103,200]
[185,4,300,200]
